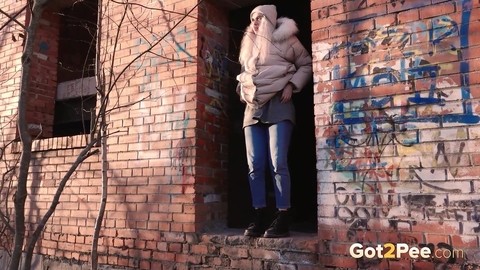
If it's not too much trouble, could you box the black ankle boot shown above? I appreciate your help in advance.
[263,210,290,238]
[244,208,267,237]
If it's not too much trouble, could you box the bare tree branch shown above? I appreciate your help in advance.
[10,0,52,269]
[0,6,27,31]
[22,140,100,270]
[91,0,106,266]
[0,138,17,236]
[111,0,197,19]
[107,0,203,97]
[4,0,207,269]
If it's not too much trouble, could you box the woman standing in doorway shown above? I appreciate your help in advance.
[236,5,312,238]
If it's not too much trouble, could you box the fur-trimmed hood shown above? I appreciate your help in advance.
[272,17,299,42]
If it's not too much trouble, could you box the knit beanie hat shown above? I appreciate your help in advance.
[250,5,277,25]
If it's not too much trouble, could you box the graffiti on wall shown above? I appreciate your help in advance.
[317,12,477,125]
[126,0,196,93]
[198,3,230,118]
[129,28,195,93]
[200,36,228,91]
[171,113,194,194]
[315,0,480,245]
[199,37,228,117]
[167,85,194,194]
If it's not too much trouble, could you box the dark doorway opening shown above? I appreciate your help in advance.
[227,0,317,233]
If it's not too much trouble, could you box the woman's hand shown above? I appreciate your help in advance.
[281,82,295,103]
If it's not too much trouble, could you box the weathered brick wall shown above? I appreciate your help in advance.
[3,0,232,269]
[0,0,26,255]
[26,138,101,261]
[195,0,229,229]
[4,0,480,269]
[0,0,24,141]
[312,0,480,268]
[26,8,59,138]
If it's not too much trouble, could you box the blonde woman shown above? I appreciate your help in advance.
[236,5,312,238]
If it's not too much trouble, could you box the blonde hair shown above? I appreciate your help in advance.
[238,16,275,73]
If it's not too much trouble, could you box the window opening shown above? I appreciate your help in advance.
[53,0,98,137]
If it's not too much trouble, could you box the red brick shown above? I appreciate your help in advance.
[388,260,412,270]
[419,2,455,19]
[3,1,480,270]
[348,4,387,21]
[450,235,479,249]
[371,83,407,97]
[311,0,343,10]
[318,229,337,241]
[332,87,370,102]
[321,255,358,268]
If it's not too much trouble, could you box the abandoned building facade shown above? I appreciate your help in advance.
[1,0,480,269]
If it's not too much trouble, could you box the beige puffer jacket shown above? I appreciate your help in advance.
[236,17,312,108]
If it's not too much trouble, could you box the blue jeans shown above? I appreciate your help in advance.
[244,121,293,209]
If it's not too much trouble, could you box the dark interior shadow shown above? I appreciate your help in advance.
[227,0,317,233]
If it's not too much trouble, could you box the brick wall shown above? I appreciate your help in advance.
[3,0,480,269]
[312,0,480,268]
[26,8,59,138]
[195,0,230,229]
[0,0,25,255]
[4,0,236,268]
[0,0,24,141]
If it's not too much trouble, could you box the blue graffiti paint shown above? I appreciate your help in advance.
[332,102,344,113]
[345,70,367,88]
[407,97,444,105]
[39,41,49,53]
[443,114,480,124]
[430,16,458,46]
[173,28,194,63]
[326,0,477,157]
[371,97,392,108]
[332,65,341,80]
[372,72,398,85]
[460,0,472,115]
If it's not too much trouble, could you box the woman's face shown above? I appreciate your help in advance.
[250,12,264,33]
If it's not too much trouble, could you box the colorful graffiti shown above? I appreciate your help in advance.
[316,0,476,125]
[315,0,480,245]
[199,37,228,116]
[199,36,228,91]
[197,1,230,117]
